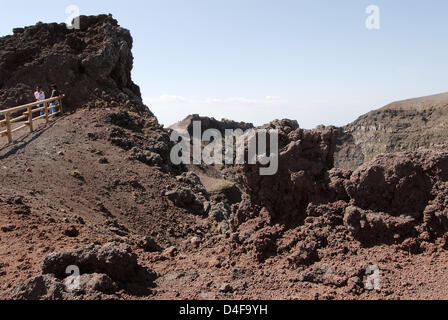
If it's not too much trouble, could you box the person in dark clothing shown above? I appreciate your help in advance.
[49,84,60,115]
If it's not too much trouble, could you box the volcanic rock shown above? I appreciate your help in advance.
[169,114,254,136]
[42,242,142,282]
[234,122,338,227]
[10,275,67,300]
[1,224,16,232]
[0,14,147,114]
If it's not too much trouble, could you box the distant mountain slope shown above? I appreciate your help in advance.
[380,92,448,111]
[335,92,448,170]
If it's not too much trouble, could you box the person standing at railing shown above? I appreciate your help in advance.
[34,86,46,116]
[49,84,60,115]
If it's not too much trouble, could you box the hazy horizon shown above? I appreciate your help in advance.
[2,0,448,128]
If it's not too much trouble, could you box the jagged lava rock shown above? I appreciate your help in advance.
[42,242,140,282]
[169,114,254,136]
[10,275,67,300]
[345,150,448,218]
[234,121,338,226]
[0,14,148,114]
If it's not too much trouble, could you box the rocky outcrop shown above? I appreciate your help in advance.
[230,114,448,262]
[0,14,149,115]
[229,120,339,261]
[104,109,185,174]
[164,172,210,215]
[335,92,448,170]
[234,121,338,227]
[169,114,254,136]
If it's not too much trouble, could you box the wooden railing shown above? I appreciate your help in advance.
[0,95,64,143]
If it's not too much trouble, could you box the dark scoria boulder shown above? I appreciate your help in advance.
[345,150,448,219]
[11,243,157,300]
[42,242,143,282]
[343,205,418,245]
[10,275,69,300]
[343,149,448,238]
[0,14,149,115]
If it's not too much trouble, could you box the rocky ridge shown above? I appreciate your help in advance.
[0,14,148,116]
[335,92,448,170]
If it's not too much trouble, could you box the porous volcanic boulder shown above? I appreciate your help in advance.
[163,172,210,214]
[65,273,118,295]
[343,205,417,245]
[345,150,448,218]
[42,242,142,282]
[106,109,183,173]
[10,242,158,299]
[341,149,448,242]
[165,187,205,213]
[10,275,68,300]
[10,273,119,300]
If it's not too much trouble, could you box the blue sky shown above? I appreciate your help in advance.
[1,0,448,128]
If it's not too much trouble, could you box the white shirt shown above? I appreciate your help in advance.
[34,91,45,101]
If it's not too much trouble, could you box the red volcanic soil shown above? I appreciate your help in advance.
[1,107,448,300]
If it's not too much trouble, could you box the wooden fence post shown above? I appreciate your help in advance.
[27,106,33,132]
[44,102,49,123]
[59,97,63,114]
[5,113,12,143]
